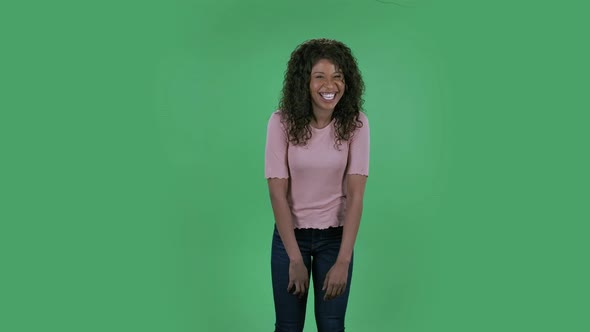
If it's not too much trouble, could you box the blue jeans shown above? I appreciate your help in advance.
[271,225,353,332]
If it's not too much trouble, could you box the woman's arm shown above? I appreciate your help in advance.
[268,178,309,297]
[337,174,368,263]
[268,178,302,263]
[322,174,367,300]
[323,112,370,300]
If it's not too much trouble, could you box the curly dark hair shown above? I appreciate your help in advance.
[278,38,365,148]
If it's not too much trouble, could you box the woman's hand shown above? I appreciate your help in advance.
[322,260,349,301]
[288,259,309,299]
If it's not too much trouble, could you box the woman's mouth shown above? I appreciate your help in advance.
[320,92,336,101]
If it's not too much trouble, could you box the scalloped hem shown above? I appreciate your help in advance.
[294,225,344,230]
[347,172,369,177]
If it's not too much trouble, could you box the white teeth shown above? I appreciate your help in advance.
[321,93,335,100]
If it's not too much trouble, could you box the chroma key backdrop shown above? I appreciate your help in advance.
[1,0,588,331]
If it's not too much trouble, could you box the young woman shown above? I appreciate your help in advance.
[265,38,370,332]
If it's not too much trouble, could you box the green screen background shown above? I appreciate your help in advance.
[2,0,588,331]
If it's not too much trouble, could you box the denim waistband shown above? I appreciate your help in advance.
[274,224,344,236]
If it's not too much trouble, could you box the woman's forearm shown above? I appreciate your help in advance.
[337,196,364,263]
[270,196,303,262]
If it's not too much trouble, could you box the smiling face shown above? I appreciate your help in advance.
[309,58,345,114]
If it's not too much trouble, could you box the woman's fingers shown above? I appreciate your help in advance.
[295,280,307,299]
[324,282,346,300]
[289,261,309,298]
[325,283,335,300]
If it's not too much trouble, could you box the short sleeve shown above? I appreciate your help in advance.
[346,112,370,176]
[264,111,290,179]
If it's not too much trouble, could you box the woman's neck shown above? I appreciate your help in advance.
[311,110,333,128]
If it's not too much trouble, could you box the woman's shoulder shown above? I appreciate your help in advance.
[267,110,288,132]
[268,110,284,123]
[355,111,369,129]
[357,111,368,123]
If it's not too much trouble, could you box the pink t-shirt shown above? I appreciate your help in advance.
[264,111,370,229]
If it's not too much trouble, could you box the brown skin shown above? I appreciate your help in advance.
[268,178,309,299]
[269,58,368,301]
[309,59,345,127]
[309,59,368,301]
[270,174,367,301]
[322,174,367,300]
[279,38,366,148]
